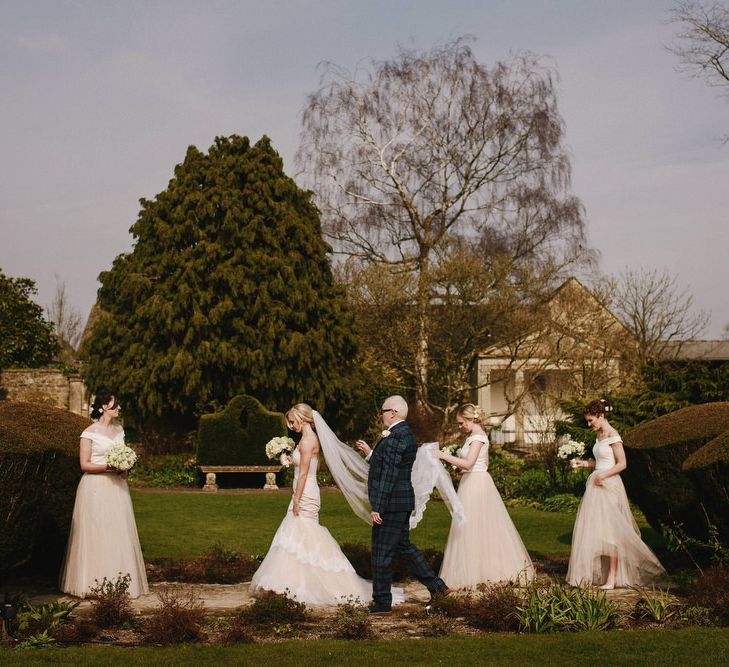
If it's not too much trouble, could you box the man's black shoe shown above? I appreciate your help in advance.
[427,587,452,604]
[368,604,392,615]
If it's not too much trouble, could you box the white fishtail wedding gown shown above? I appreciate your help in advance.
[250,446,404,606]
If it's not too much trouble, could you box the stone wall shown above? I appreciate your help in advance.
[0,368,89,417]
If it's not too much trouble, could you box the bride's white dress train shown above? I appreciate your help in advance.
[250,447,404,606]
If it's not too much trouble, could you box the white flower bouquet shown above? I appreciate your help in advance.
[556,436,586,461]
[440,443,461,472]
[265,436,295,466]
[106,442,138,471]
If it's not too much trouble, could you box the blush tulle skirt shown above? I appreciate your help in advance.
[439,470,535,588]
[59,473,148,598]
[566,472,665,588]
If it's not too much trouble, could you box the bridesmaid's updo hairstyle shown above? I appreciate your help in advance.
[583,398,613,418]
[90,390,118,419]
[457,403,485,423]
[286,403,315,428]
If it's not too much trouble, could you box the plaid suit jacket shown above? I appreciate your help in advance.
[367,421,416,514]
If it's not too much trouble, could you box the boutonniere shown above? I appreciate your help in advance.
[381,429,391,438]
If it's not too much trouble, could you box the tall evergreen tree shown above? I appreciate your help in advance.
[82,135,358,433]
[0,268,58,369]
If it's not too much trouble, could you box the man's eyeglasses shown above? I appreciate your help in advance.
[380,408,397,415]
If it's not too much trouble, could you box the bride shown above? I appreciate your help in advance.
[250,403,462,605]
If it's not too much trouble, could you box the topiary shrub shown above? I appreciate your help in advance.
[196,395,286,466]
[0,401,90,576]
[622,402,729,544]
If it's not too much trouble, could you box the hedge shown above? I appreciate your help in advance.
[622,402,729,543]
[197,395,287,466]
[0,400,90,576]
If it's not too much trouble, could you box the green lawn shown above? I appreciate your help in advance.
[131,490,663,561]
[2,629,728,666]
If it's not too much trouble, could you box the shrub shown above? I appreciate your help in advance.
[241,590,308,626]
[469,583,522,631]
[539,493,582,513]
[687,566,729,625]
[488,451,525,499]
[16,600,78,639]
[515,581,619,633]
[622,403,729,543]
[419,611,459,637]
[674,605,716,628]
[147,543,260,584]
[512,468,553,501]
[330,599,374,640]
[17,630,56,649]
[142,587,207,644]
[0,401,89,576]
[427,585,521,632]
[53,618,99,643]
[197,395,286,466]
[129,453,198,488]
[87,573,135,629]
[218,616,255,645]
[631,586,676,624]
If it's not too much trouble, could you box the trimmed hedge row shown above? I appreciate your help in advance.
[196,395,287,466]
[623,402,729,543]
[0,400,89,576]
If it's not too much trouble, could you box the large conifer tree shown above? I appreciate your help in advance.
[82,135,357,432]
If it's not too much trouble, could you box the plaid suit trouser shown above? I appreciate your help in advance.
[371,510,447,608]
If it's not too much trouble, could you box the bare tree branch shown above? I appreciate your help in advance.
[669,1,729,91]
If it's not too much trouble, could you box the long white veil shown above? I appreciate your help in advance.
[313,410,372,524]
[312,411,466,529]
[410,443,467,530]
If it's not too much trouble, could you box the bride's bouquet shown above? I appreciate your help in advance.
[556,435,586,461]
[265,436,295,467]
[440,443,461,472]
[106,442,138,471]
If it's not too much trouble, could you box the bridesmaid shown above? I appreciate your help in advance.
[436,403,534,587]
[566,399,665,589]
[59,391,148,598]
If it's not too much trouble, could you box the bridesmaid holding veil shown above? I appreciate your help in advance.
[566,399,665,589]
[436,404,534,587]
[59,391,148,598]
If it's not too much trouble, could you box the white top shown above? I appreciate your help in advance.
[593,435,622,471]
[459,434,490,472]
[80,428,124,466]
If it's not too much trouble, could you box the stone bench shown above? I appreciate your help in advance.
[198,465,283,492]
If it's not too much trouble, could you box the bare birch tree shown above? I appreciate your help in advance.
[46,276,83,361]
[297,39,591,412]
[603,268,709,365]
[669,1,729,94]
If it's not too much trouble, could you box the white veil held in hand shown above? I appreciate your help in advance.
[410,443,466,529]
[312,411,466,529]
[313,410,372,525]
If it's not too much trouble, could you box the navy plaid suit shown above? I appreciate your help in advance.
[367,421,447,609]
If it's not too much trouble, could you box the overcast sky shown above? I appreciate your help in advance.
[1,0,727,337]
